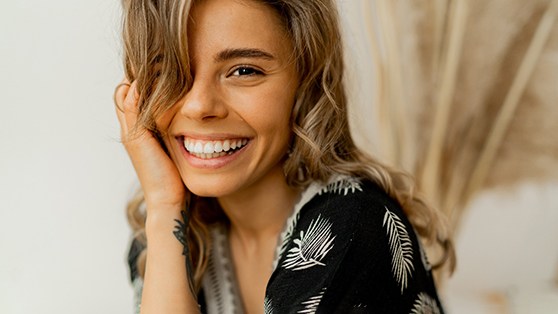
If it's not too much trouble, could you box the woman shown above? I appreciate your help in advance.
[115,0,454,313]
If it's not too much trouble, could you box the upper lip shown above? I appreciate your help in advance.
[175,133,252,141]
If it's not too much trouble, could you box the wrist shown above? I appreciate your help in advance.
[144,204,185,235]
[145,197,186,214]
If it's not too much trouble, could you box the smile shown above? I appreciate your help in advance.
[183,137,249,159]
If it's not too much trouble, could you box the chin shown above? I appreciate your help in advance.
[183,175,239,198]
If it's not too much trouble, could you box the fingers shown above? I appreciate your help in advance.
[113,82,130,109]
[113,80,187,209]
[114,79,140,139]
[123,82,140,132]
[114,80,131,128]
[114,80,131,112]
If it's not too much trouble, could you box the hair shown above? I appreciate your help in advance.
[121,0,455,290]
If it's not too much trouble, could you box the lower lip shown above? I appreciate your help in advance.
[178,139,250,169]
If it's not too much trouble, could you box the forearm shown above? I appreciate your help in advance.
[140,209,199,314]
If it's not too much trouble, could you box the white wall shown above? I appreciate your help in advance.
[0,1,135,313]
[444,181,558,314]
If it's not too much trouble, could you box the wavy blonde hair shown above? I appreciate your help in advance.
[121,0,455,290]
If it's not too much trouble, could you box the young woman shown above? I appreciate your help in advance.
[114,0,454,313]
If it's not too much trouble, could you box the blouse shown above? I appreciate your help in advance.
[128,176,445,313]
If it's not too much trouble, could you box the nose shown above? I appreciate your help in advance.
[179,78,227,121]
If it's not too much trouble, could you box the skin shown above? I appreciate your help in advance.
[115,0,301,313]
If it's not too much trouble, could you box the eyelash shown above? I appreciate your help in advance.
[229,66,264,77]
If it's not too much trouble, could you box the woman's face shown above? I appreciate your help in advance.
[160,0,298,198]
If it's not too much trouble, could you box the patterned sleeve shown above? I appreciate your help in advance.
[265,179,444,314]
[127,237,145,314]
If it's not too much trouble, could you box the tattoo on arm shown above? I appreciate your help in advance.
[173,208,197,299]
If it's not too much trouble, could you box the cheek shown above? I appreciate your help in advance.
[248,95,294,137]
[257,83,297,127]
[156,106,182,160]
[162,133,179,163]
[155,102,182,134]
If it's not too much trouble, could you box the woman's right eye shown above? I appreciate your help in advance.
[229,66,264,78]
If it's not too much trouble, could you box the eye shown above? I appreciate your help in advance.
[229,66,264,77]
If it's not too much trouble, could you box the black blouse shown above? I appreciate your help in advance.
[128,177,445,314]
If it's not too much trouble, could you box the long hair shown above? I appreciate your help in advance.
[121,0,455,290]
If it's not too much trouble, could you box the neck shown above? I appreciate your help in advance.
[217,166,300,246]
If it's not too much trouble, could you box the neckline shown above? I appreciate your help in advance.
[201,181,323,314]
[202,225,245,314]
[201,176,359,313]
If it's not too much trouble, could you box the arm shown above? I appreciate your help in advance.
[141,209,198,313]
[114,81,199,313]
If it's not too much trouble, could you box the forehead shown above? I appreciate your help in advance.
[187,0,290,59]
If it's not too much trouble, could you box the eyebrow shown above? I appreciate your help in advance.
[214,48,275,62]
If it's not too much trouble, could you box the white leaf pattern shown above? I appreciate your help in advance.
[283,214,336,270]
[318,177,363,195]
[264,296,273,314]
[383,206,414,294]
[410,292,441,314]
[279,210,300,257]
[297,288,326,313]
[273,182,323,270]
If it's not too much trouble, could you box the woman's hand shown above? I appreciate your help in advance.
[114,80,186,213]
[115,80,199,313]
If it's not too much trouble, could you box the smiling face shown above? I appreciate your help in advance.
[159,0,298,198]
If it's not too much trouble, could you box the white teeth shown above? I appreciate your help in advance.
[184,137,248,158]
[203,142,214,154]
[214,141,223,153]
[194,142,203,154]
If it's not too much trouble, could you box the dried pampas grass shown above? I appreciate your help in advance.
[361,0,558,232]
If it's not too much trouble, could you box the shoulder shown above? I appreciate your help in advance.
[278,176,407,261]
[268,177,444,312]
[299,177,405,235]
[269,177,395,285]
[297,177,419,269]
[308,177,435,277]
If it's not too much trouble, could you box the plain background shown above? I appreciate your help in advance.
[1,1,557,313]
[0,1,135,313]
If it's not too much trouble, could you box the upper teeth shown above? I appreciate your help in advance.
[184,138,248,154]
